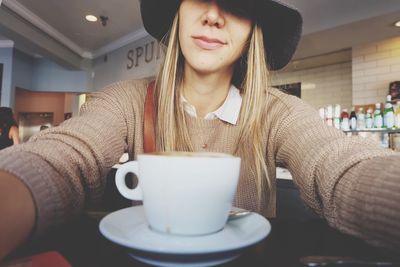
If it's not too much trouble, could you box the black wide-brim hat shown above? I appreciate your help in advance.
[141,0,302,71]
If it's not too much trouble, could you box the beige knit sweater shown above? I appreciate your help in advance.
[0,79,399,250]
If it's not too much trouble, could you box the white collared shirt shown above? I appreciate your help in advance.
[181,85,242,125]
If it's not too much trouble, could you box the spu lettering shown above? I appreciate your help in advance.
[127,41,161,69]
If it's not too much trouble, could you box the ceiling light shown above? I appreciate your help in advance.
[395,21,400,27]
[85,15,98,22]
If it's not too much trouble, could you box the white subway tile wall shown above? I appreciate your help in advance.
[352,37,400,105]
[271,62,352,110]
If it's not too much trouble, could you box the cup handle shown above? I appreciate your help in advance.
[115,161,143,200]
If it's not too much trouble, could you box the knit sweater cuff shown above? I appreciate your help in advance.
[0,151,63,240]
[334,154,400,250]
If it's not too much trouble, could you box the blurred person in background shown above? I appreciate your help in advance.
[0,107,20,150]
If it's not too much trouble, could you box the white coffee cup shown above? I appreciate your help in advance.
[115,152,241,236]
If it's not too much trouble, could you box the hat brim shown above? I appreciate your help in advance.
[140,0,302,71]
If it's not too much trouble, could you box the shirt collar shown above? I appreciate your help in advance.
[181,85,242,125]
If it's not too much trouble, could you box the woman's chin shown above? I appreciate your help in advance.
[186,61,231,76]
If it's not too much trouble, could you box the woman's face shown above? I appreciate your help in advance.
[178,0,252,77]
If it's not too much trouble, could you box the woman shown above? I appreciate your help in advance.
[0,0,399,260]
[0,107,20,150]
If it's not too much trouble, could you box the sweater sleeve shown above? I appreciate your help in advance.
[0,81,137,238]
[273,94,400,251]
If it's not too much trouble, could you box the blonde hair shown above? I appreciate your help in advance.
[155,15,271,200]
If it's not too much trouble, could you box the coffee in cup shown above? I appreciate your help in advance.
[115,152,241,236]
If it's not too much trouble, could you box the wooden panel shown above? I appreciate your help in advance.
[15,88,70,125]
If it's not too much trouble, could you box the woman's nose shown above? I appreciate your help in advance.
[201,1,225,28]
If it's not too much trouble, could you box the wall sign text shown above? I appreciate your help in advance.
[127,41,161,69]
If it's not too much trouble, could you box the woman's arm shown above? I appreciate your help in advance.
[0,171,35,260]
[272,93,399,251]
[0,80,148,260]
[9,126,20,145]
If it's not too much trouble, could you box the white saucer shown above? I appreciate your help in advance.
[99,206,271,266]
[127,252,240,267]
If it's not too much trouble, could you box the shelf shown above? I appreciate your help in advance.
[343,129,400,134]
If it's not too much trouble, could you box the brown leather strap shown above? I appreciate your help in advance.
[143,81,156,153]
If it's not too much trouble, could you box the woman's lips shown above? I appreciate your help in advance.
[192,36,226,50]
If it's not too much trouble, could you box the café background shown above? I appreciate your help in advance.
[0,0,400,142]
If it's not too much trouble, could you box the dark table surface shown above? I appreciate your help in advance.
[6,209,399,267]
[5,174,400,267]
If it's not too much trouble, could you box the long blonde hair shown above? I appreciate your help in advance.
[155,15,271,199]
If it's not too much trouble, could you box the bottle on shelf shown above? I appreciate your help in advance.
[340,109,350,131]
[349,107,357,130]
[357,107,365,130]
[325,105,333,127]
[394,101,400,129]
[383,95,395,129]
[333,104,341,130]
[318,107,325,121]
[365,108,373,129]
[373,103,383,129]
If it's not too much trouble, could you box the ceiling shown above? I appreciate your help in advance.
[1,0,400,68]
[14,0,142,52]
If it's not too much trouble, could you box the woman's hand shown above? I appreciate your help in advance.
[0,171,35,261]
